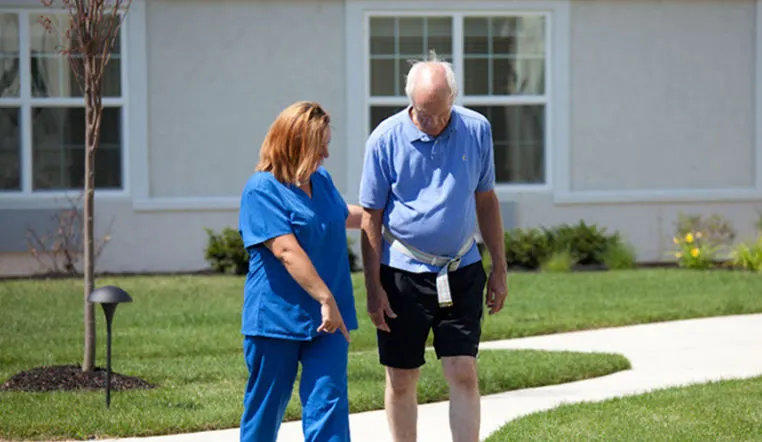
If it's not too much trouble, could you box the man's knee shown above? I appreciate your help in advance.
[386,367,420,396]
[442,356,478,390]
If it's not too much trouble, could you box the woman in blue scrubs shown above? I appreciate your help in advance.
[238,101,363,442]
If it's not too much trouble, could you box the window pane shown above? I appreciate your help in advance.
[29,14,122,98]
[369,16,452,97]
[493,58,544,95]
[464,58,488,95]
[370,17,395,55]
[464,17,488,54]
[369,105,407,134]
[32,106,122,190]
[464,16,546,96]
[0,107,21,190]
[427,17,452,54]
[370,58,396,96]
[469,105,545,183]
[0,13,20,97]
[398,18,423,55]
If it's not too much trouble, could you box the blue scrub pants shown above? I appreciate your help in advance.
[239,332,350,442]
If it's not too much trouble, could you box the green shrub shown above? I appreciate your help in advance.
[204,227,249,275]
[346,237,361,273]
[552,221,620,266]
[602,239,637,270]
[730,236,762,272]
[504,227,554,270]
[540,249,576,273]
[504,221,623,270]
[204,227,360,275]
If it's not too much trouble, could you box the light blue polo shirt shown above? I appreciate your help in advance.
[358,105,496,274]
[238,166,358,340]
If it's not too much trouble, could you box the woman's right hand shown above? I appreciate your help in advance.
[318,297,351,342]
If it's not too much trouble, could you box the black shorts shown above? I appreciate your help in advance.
[377,261,487,369]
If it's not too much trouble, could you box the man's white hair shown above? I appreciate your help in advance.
[404,50,458,103]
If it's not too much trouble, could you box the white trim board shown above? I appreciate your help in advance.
[554,188,762,206]
[0,192,131,210]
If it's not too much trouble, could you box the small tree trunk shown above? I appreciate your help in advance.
[82,58,97,373]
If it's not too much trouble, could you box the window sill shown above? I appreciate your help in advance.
[0,190,130,209]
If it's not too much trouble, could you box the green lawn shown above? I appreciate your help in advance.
[486,375,762,441]
[1,268,761,440]
[0,349,628,441]
[0,272,634,441]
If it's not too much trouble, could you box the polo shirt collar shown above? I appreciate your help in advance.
[401,106,459,143]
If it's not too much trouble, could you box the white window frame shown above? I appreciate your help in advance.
[0,0,147,209]
[344,0,570,202]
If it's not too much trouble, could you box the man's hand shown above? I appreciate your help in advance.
[485,267,508,315]
[366,284,397,332]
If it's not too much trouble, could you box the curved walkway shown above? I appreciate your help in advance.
[106,314,762,442]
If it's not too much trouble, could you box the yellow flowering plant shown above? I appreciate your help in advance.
[670,230,719,269]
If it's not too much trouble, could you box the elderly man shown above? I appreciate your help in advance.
[358,52,508,442]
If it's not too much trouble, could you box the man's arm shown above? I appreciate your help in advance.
[360,208,383,288]
[360,207,396,331]
[475,189,508,314]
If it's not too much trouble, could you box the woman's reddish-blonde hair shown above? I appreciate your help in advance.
[256,101,331,185]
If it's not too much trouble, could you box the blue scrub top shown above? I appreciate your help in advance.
[238,166,358,341]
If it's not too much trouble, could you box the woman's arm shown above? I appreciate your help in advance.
[265,234,331,303]
[346,204,364,230]
[264,233,349,340]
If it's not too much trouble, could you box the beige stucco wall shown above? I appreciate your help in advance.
[569,0,756,191]
[513,0,761,261]
[120,0,347,273]
[146,0,348,198]
[3,0,761,278]
[0,200,239,276]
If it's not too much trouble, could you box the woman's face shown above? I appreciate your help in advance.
[317,126,331,166]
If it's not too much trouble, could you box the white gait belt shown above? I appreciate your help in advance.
[382,226,475,307]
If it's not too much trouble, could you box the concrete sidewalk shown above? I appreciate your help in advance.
[102,314,762,442]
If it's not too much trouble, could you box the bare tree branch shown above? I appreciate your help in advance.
[40,0,132,373]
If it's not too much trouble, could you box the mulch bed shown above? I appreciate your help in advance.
[0,365,156,392]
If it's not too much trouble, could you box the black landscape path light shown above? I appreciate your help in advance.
[87,285,133,408]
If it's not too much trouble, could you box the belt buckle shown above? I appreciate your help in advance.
[448,257,462,272]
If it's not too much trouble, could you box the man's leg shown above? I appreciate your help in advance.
[377,265,435,442]
[240,336,299,442]
[299,332,351,442]
[433,262,488,442]
[442,356,480,442]
[385,367,420,442]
